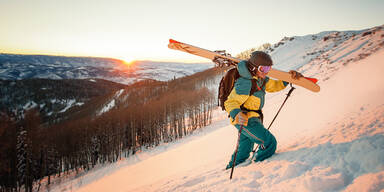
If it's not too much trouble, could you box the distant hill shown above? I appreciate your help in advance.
[0,53,215,124]
[0,54,214,84]
[0,78,126,123]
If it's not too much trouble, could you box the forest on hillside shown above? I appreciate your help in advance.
[0,67,223,192]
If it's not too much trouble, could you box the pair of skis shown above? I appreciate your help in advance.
[168,39,320,92]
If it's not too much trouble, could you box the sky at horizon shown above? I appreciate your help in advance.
[0,0,383,62]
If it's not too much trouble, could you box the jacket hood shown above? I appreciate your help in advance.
[237,60,253,79]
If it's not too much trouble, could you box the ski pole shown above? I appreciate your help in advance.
[230,124,244,180]
[267,84,295,130]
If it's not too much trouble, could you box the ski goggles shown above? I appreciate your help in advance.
[249,65,272,74]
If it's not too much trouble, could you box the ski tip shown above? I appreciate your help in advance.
[169,39,181,44]
[304,77,318,84]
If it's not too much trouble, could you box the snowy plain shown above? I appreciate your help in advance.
[48,28,384,192]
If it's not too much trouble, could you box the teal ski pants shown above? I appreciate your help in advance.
[226,118,277,169]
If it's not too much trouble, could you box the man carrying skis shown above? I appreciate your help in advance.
[225,51,302,169]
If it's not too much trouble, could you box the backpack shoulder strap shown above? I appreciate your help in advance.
[249,78,267,95]
[250,79,257,96]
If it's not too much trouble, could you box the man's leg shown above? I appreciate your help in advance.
[240,118,277,162]
[226,131,254,169]
[254,133,277,162]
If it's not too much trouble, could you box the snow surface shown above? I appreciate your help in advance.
[59,99,76,113]
[23,101,37,110]
[97,89,125,116]
[48,47,384,191]
[270,25,383,83]
[97,99,116,116]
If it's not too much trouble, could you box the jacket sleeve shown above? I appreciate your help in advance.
[224,77,251,120]
[265,78,289,93]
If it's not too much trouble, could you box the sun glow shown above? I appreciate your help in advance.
[122,60,134,66]
[119,56,139,67]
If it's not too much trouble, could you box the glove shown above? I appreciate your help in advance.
[235,112,248,126]
[289,70,304,80]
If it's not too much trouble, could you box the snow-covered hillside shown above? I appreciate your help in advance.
[269,25,384,82]
[43,25,384,192]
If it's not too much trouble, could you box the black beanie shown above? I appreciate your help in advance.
[249,51,273,66]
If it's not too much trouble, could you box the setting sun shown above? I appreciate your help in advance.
[122,59,136,67]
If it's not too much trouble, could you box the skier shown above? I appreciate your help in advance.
[225,51,303,169]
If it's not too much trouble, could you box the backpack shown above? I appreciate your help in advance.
[218,67,262,111]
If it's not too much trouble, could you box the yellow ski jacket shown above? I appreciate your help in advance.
[225,61,289,125]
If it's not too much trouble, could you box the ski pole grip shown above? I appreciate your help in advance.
[287,84,295,96]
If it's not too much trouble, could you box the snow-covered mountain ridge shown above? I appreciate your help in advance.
[267,25,384,81]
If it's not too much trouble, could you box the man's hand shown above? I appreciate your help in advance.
[289,70,304,80]
[235,112,248,126]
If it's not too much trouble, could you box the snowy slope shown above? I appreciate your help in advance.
[48,26,384,192]
[52,50,383,192]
